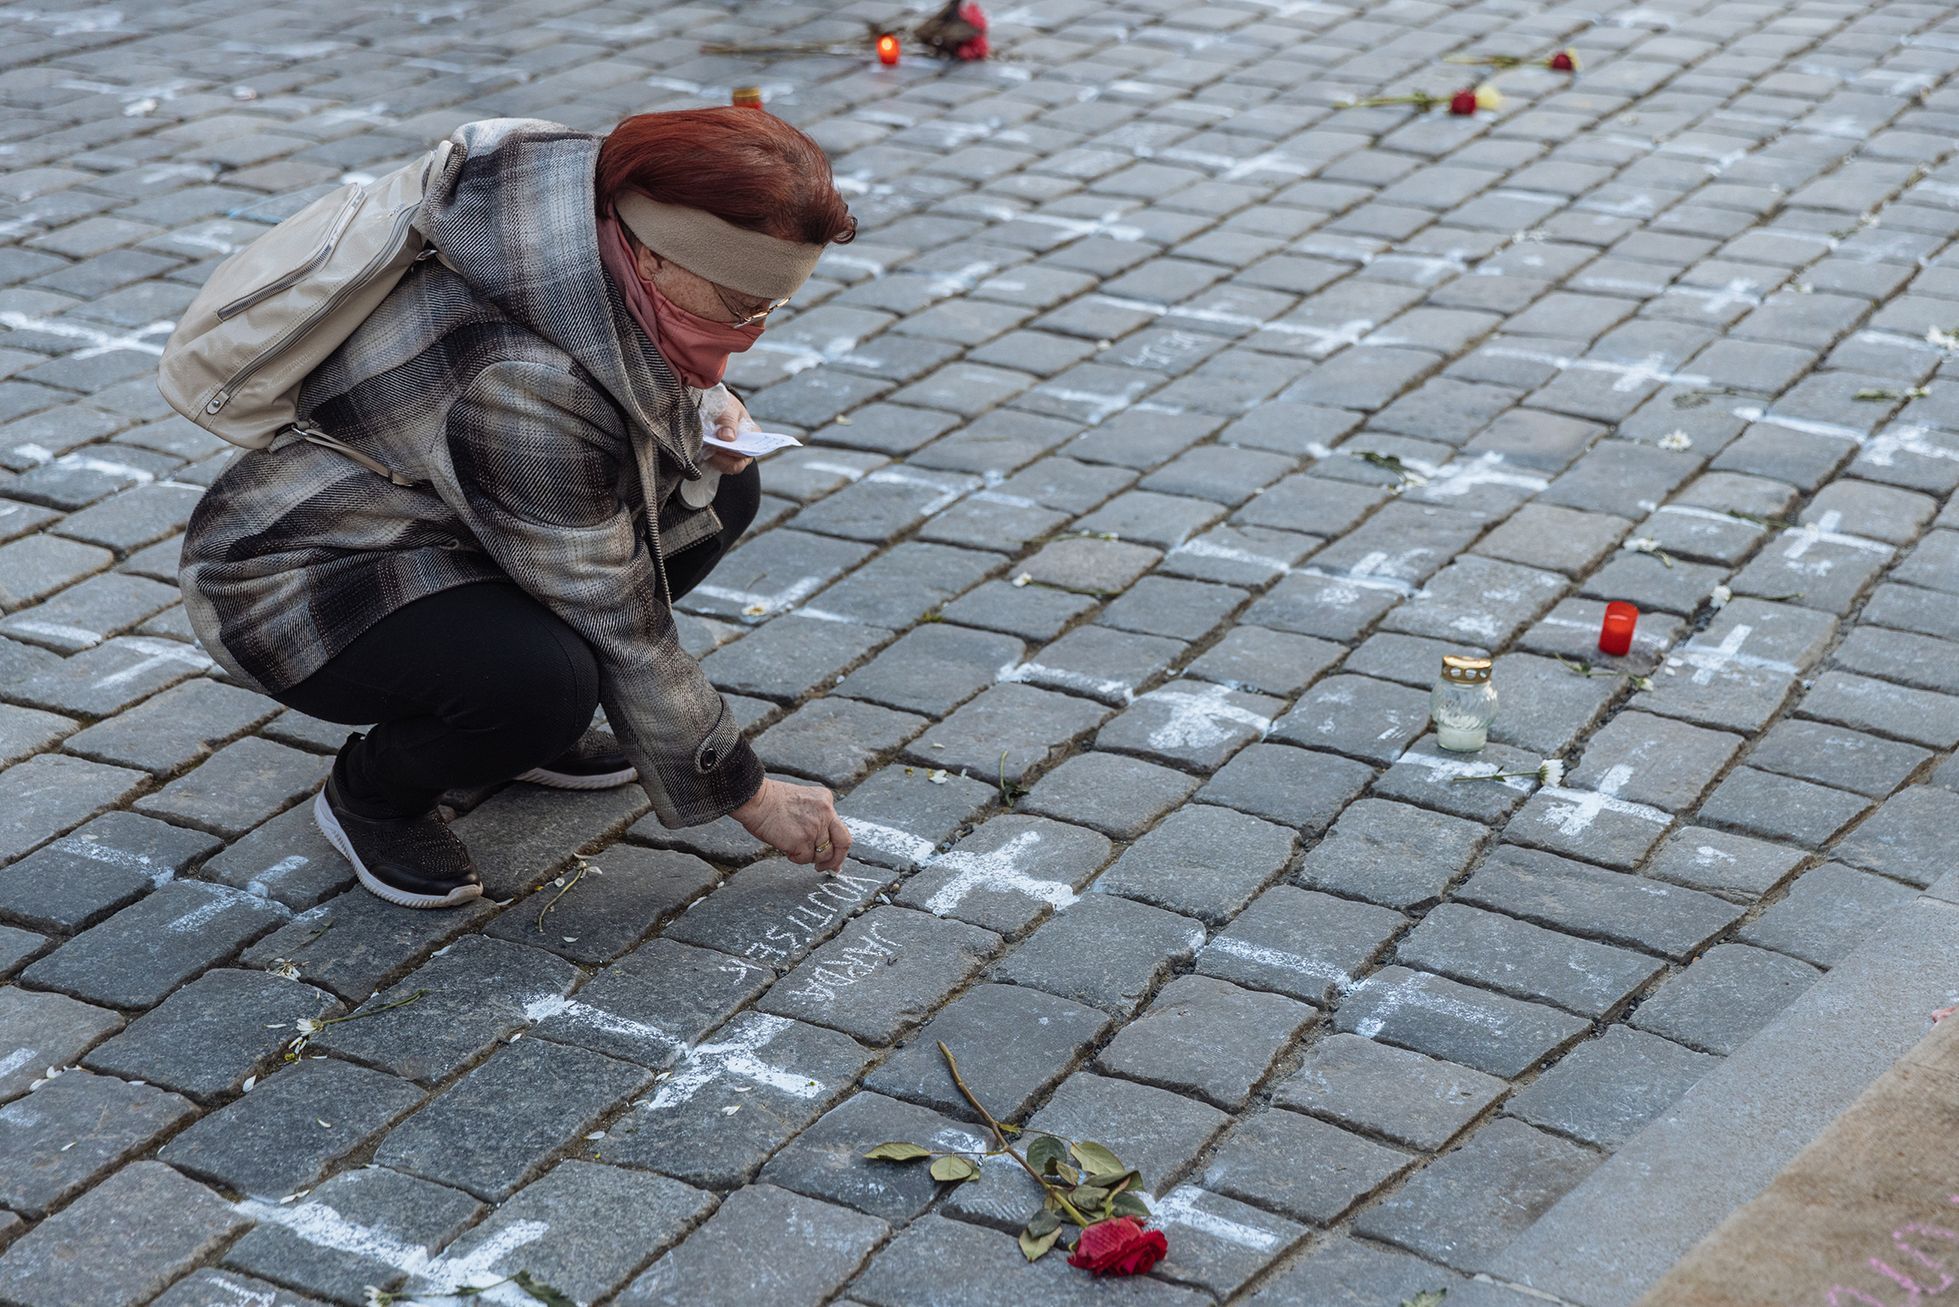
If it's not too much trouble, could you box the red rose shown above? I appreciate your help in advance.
[1068,1218,1168,1277]
[955,2,988,59]
[1448,88,1479,115]
[1547,48,1578,72]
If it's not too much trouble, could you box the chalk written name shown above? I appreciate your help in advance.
[782,920,904,1005]
[716,869,887,981]
[1826,1194,1958,1305]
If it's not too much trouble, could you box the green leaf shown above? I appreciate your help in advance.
[1398,1292,1449,1307]
[1019,1225,1063,1262]
[511,1271,577,1307]
[1071,1184,1111,1218]
[1025,1134,1069,1177]
[863,1142,932,1162]
[1069,1140,1126,1179]
[1025,1209,1062,1239]
[929,1154,979,1183]
[1111,1191,1152,1219]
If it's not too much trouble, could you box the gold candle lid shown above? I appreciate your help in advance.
[1441,654,1493,684]
[732,86,763,108]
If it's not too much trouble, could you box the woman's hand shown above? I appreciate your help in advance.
[731,778,850,873]
[706,392,755,476]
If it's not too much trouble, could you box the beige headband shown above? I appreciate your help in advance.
[614,191,826,302]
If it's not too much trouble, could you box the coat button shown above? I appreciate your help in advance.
[701,747,717,769]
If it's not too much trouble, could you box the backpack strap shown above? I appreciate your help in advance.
[292,424,423,488]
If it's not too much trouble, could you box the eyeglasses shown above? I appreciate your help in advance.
[713,283,790,329]
[641,241,789,328]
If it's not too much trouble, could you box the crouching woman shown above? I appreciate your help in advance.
[178,111,854,908]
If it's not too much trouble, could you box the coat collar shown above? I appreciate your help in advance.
[415,118,699,469]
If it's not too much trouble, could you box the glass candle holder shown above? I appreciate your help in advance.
[1432,654,1497,753]
[1599,601,1639,657]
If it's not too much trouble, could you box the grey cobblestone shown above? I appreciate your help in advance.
[1396,904,1663,1019]
[760,1091,988,1223]
[1277,1032,1505,1153]
[223,1165,482,1304]
[852,1213,1206,1307]
[760,906,999,1044]
[239,889,494,1002]
[0,988,122,1104]
[598,1014,873,1189]
[1335,965,1588,1080]
[60,677,277,774]
[1197,744,1376,833]
[81,967,337,1101]
[0,1070,196,1217]
[949,1068,1230,1234]
[1352,1117,1599,1272]
[866,982,1108,1121]
[1007,623,1184,705]
[1505,1025,1717,1149]
[540,936,775,1065]
[375,1037,651,1200]
[0,751,147,865]
[313,935,580,1085]
[621,1183,883,1307]
[1630,942,1823,1056]
[1198,886,1402,1007]
[1096,803,1295,925]
[1203,1107,1412,1227]
[0,809,216,931]
[151,1271,326,1307]
[0,1161,247,1307]
[23,879,285,1008]
[1098,974,1314,1111]
[159,1056,425,1198]
[1832,785,1955,888]
[132,734,329,837]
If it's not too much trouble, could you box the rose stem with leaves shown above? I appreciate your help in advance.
[939,1041,1091,1225]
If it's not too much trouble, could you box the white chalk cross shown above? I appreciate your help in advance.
[1535,763,1671,837]
[919,830,1077,916]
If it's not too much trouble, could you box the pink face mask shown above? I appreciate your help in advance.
[597,213,762,390]
[639,273,764,390]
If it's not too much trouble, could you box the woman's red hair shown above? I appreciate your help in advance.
[596,108,856,246]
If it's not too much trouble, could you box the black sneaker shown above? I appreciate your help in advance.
[313,771,483,910]
[517,729,638,790]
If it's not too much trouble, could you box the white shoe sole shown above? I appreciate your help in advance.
[514,765,639,790]
[313,790,483,910]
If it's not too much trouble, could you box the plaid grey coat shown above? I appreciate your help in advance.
[179,119,763,828]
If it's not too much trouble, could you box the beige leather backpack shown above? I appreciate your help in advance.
[156,138,456,482]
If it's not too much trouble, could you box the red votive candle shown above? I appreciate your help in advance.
[877,33,901,64]
[1599,601,1638,656]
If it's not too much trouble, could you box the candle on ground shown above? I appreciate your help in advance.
[1599,601,1639,656]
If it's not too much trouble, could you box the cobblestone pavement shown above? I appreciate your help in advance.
[2,0,1959,1303]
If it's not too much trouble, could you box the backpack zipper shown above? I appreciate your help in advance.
[205,202,422,416]
[214,185,366,321]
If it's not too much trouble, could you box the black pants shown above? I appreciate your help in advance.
[278,467,759,818]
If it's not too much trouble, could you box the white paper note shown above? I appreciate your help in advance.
[701,426,804,457]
